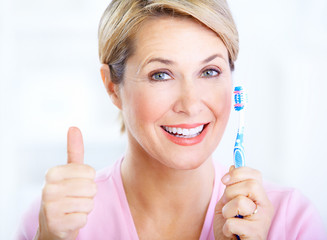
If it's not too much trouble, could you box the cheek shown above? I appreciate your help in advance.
[123,85,168,126]
[208,83,232,119]
[218,90,232,116]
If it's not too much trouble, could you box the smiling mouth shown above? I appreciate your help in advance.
[161,124,208,139]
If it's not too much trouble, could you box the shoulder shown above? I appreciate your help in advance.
[85,159,122,207]
[78,158,138,239]
[264,182,327,240]
[264,181,316,215]
[92,160,121,198]
[16,196,41,240]
[263,181,298,206]
[95,164,115,183]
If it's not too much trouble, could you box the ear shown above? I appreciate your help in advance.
[100,64,122,110]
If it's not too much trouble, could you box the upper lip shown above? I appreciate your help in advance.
[161,123,209,129]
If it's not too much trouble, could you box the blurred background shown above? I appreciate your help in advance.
[0,0,326,238]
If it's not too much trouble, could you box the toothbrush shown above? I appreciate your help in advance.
[233,85,247,240]
[233,85,246,168]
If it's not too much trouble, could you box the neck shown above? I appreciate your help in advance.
[121,145,215,218]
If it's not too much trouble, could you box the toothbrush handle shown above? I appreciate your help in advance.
[233,131,245,240]
[233,132,245,168]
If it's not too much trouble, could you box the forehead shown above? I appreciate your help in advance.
[130,16,229,63]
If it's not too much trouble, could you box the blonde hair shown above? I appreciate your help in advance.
[98,0,239,132]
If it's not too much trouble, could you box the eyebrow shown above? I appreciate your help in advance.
[137,53,227,74]
[146,57,175,66]
[136,57,174,74]
[201,53,227,64]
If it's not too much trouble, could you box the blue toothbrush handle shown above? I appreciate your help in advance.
[234,132,245,240]
[233,132,245,168]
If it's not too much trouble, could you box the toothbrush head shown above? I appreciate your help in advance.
[234,86,247,111]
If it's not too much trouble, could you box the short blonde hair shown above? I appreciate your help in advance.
[98,0,239,132]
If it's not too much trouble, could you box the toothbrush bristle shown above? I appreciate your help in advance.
[234,86,246,111]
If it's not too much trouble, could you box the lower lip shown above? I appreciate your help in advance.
[162,124,209,146]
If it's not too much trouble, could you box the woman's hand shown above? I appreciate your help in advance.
[213,166,274,240]
[36,127,97,240]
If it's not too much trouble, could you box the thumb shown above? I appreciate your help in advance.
[67,127,84,164]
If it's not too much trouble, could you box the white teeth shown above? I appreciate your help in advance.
[182,129,189,135]
[189,128,196,135]
[163,125,205,138]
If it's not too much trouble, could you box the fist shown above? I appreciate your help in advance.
[37,127,97,240]
[213,166,274,240]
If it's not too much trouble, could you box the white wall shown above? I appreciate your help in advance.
[0,0,326,238]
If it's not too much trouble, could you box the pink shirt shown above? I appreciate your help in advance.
[17,158,327,240]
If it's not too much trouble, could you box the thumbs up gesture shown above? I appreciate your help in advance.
[37,127,97,240]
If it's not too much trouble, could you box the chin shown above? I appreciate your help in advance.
[166,153,212,171]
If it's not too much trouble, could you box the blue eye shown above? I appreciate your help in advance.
[201,69,220,78]
[151,72,172,81]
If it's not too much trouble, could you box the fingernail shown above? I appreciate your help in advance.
[222,174,230,184]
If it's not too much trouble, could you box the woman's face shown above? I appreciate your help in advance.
[117,17,232,170]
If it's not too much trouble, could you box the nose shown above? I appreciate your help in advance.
[172,79,204,116]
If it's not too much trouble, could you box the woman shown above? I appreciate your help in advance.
[17,0,326,239]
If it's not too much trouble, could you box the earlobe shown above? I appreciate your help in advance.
[100,64,122,109]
